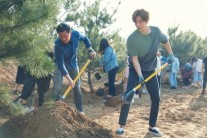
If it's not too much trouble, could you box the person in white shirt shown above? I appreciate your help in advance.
[155,50,162,88]
[192,57,203,87]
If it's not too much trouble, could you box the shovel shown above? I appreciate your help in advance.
[104,62,169,107]
[62,59,91,100]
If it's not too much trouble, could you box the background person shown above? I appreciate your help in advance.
[202,57,207,94]
[12,66,27,94]
[99,38,119,97]
[180,63,193,89]
[192,57,203,87]
[168,56,180,89]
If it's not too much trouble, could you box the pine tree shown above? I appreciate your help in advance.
[0,0,62,77]
[63,0,126,91]
[0,0,63,115]
[167,25,207,63]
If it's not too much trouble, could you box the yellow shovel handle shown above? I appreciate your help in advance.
[134,62,169,91]
[124,62,169,101]
[62,59,91,99]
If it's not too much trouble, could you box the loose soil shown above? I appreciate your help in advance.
[0,60,207,138]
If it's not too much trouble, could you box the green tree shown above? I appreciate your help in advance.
[167,25,207,64]
[0,0,63,77]
[64,0,126,91]
[0,0,62,115]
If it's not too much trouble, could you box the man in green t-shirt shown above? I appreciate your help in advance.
[116,9,175,137]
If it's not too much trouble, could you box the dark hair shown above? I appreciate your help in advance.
[132,9,149,22]
[99,38,111,55]
[192,57,198,63]
[56,23,70,33]
[158,49,163,55]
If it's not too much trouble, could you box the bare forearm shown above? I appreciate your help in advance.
[131,56,142,76]
[163,41,173,55]
[65,74,72,82]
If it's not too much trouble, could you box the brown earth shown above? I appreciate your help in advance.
[0,60,207,138]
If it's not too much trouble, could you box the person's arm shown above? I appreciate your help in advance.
[131,56,144,83]
[163,41,173,55]
[64,74,75,88]
[131,56,142,76]
[54,45,74,88]
[54,45,68,75]
[163,41,176,63]
[77,30,96,58]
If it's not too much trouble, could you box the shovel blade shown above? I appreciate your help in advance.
[103,95,127,107]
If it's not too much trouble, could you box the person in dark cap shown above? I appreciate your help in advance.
[52,23,96,114]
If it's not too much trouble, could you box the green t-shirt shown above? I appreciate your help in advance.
[127,26,168,71]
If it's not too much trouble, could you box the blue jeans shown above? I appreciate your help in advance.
[118,68,160,127]
[108,66,119,96]
[52,67,83,112]
[168,72,177,87]
[193,71,203,84]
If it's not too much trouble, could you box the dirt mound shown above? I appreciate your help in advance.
[8,101,116,138]
[103,95,126,107]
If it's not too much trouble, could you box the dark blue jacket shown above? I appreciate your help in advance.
[54,30,91,75]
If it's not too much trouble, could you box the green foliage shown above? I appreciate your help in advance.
[0,0,62,116]
[64,0,127,69]
[0,84,25,116]
[168,25,207,64]
[0,0,61,77]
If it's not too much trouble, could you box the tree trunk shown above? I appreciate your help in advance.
[87,61,94,93]
[87,70,94,93]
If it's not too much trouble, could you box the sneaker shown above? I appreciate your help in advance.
[131,97,135,103]
[142,89,148,94]
[115,128,124,135]
[134,94,139,99]
[148,127,163,137]
[79,111,85,115]
[24,106,35,113]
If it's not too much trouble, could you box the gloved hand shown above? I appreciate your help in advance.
[138,75,144,84]
[167,54,175,63]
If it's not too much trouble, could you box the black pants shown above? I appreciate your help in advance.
[108,66,119,96]
[119,68,160,127]
[15,66,27,84]
[20,74,51,106]
[183,78,190,86]
[203,74,207,90]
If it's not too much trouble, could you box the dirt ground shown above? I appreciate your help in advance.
[0,60,207,138]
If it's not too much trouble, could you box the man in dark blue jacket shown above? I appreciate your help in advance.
[52,23,96,114]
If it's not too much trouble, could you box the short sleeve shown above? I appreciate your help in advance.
[158,28,168,44]
[127,38,138,56]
